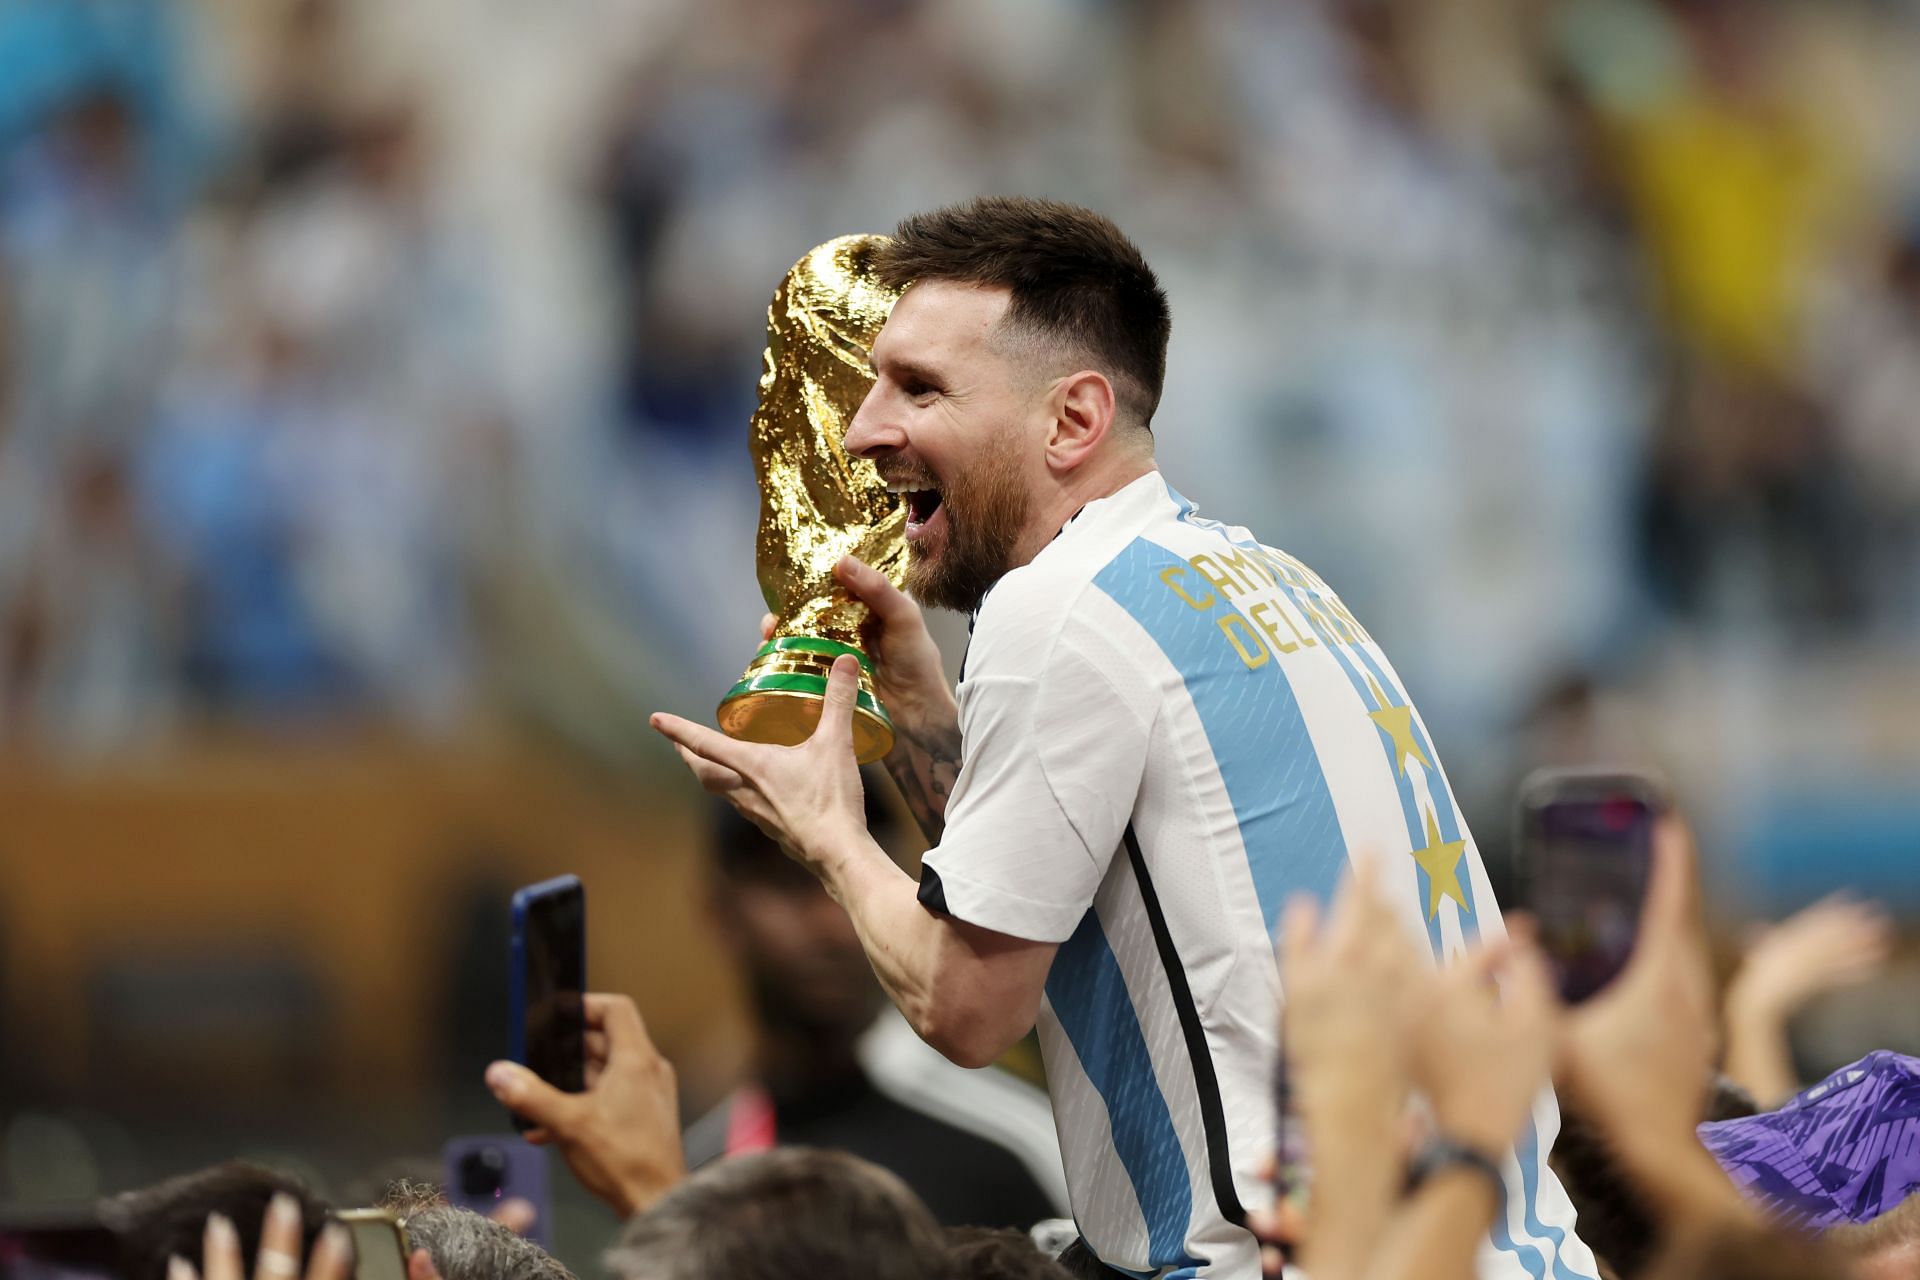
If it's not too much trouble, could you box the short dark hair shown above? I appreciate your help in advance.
[875,197,1171,426]
[104,1161,332,1280]
[603,1148,945,1280]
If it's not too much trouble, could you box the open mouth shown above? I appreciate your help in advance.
[904,488,944,533]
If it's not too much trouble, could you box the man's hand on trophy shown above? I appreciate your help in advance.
[832,555,958,735]
[651,654,871,873]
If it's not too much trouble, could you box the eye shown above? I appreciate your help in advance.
[902,378,939,400]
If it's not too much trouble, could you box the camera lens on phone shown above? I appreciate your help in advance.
[458,1147,508,1198]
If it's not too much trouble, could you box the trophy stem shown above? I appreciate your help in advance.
[718,636,895,764]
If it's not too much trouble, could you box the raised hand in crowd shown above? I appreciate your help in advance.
[1268,859,1427,1280]
[484,994,685,1218]
[1555,819,1745,1230]
[1367,924,1560,1280]
[1723,892,1894,1108]
[166,1193,442,1280]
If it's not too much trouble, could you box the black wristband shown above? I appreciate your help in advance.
[1404,1135,1506,1198]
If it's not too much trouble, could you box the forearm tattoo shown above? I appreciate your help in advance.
[885,718,962,844]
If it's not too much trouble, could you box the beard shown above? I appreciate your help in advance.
[887,436,1031,614]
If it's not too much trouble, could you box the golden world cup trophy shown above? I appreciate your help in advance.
[716,235,906,765]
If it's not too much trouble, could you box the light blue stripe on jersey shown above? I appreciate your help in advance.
[1165,498,1587,1280]
[1169,506,1441,947]
[1091,537,1352,930]
[1045,911,1196,1270]
[1518,1119,1593,1280]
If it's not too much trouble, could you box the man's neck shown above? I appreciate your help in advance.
[1014,455,1157,569]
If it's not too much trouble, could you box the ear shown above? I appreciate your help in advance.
[1045,370,1118,474]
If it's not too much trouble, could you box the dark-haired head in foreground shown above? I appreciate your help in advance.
[603,1148,945,1280]
[104,1161,332,1280]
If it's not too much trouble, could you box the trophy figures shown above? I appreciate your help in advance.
[716,235,906,765]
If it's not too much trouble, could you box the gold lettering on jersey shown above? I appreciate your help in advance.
[1188,554,1239,599]
[1248,600,1306,654]
[1218,614,1270,668]
[1158,565,1215,610]
[1214,548,1270,593]
[1155,546,1372,671]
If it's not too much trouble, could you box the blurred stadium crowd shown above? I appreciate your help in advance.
[5,0,1920,1274]
[1,0,1916,740]
[6,0,1920,875]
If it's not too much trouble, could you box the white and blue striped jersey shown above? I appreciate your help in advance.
[916,472,1597,1279]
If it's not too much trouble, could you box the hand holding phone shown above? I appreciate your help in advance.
[1517,769,1666,1003]
[485,993,687,1219]
[509,875,587,1131]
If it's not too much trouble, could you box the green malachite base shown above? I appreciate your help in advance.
[718,636,894,763]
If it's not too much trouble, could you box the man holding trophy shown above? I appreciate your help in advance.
[651,198,1594,1278]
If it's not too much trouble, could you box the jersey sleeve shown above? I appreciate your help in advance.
[917,611,1155,943]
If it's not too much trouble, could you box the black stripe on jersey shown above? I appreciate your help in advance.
[1124,825,1248,1228]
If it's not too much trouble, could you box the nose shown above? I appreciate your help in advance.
[843,382,901,461]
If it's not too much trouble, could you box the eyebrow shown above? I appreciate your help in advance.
[870,353,946,387]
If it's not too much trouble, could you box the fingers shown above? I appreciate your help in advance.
[673,744,745,794]
[811,654,860,749]
[202,1215,243,1280]
[1502,934,1559,1028]
[587,992,658,1056]
[253,1194,302,1280]
[1450,933,1515,986]
[835,556,915,624]
[485,1198,537,1237]
[759,613,776,642]
[1636,816,1700,964]
[486,1060,580,1133]
[306,1225,352,1280]
[650,713,754,775]
[1277,894,1320,976]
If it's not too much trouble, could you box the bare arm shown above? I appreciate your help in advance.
[1722,895,1891,1108]
[653,654,1053,1068]
[816,826,1055,1065]
[882,712,962,842]
[832,555,963,843]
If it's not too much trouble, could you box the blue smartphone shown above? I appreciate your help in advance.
[442,1136,552,1249]
[508,875,586,1131]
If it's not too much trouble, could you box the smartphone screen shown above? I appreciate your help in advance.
[335,1211,409,1280]
[510,876,586,1119]
[1518,770,1662,1003]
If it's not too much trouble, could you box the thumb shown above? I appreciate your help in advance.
[486,1061,578,1132]
[836,556,911,622]
[813,654,860,749]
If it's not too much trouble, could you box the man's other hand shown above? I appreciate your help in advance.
[651,653,869,870]
[833,556,958,737]
[484,993,685,1219]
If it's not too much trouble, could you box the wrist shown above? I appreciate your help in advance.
[1724,981,1788,1031]
[1405,1134,1506,1206]
[1429,1104,1527,1160]
[886,690,958,742]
